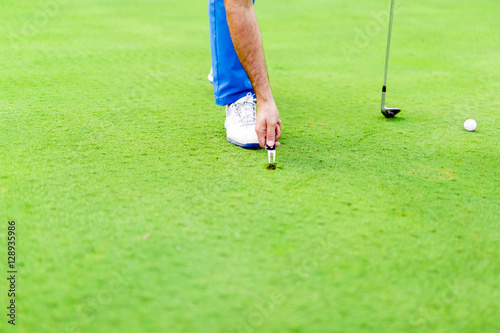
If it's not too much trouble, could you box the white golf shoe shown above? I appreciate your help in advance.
[224,93,260,149]
[207,68,213,84]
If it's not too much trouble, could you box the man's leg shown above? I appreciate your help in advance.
[209,0,254,106]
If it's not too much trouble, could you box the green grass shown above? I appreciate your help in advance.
[1,0,499,332]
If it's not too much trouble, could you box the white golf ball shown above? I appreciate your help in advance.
[464,119,477,132]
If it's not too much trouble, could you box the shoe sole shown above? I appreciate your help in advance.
[227,138,261,150]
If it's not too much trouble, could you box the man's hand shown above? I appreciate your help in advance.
[255,100,282,148]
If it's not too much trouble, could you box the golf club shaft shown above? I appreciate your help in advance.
[383,0,396,88]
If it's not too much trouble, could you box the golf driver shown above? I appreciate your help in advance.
[381,0,401,118]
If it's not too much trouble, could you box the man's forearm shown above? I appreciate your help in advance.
[224,0,273,103]
[224,0,281,148]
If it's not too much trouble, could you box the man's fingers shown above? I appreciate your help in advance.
[256,125,266,148]
[258,119,281,148]
[275,120,282,141]
[255,106,281,148]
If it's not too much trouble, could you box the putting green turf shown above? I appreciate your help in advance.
[1,0,499,332]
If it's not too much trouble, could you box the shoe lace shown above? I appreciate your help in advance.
[232,93,256,126]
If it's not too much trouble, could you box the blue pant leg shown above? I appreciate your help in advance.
[209,0,254,106]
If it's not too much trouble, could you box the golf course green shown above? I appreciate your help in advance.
[1,0,499,332]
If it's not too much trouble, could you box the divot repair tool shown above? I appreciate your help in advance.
[265,144,276,163]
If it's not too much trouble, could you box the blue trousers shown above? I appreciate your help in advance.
[209,0,255,106]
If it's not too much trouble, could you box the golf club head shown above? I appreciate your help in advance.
[381,106,401,118]
[381,90,401,118]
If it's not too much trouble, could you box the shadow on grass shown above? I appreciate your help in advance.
[382,115,406,122]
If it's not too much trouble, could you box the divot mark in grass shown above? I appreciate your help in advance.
[267,163,277,170]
